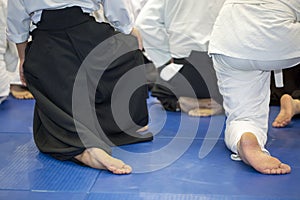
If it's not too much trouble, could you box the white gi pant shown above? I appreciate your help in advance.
[212,54,300,157]
[0,0,20,102]
[0,41,21,102]
[0,59,10,98]
[0,62,21,103]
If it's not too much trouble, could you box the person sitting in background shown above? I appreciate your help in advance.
[135,0,225,117]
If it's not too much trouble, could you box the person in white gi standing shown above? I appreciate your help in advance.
[209,0,300,174]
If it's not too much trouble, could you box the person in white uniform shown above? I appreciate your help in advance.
[135,0,225,116]
[0,0,32,103]
[7,0,153,175]
[0,0,11,103]
[209,0,300,174]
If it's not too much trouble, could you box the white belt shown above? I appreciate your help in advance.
[160,63,184,81]
[273,69,284,88]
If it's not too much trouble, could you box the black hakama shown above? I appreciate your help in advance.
[151,51,222,111]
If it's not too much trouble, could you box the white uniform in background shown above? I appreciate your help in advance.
[93,0,148,26]
[135,0,225,81]
[208,0,300,158]
[7,0,134,44]
[134,0,225,114]
[0,0,21,103]
[127,0,148,21]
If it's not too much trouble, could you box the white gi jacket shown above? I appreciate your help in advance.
[127,0,148,21]
[7,0,135,43]
[93,0,148,25]
[135,0,225,68]
[0,0,20,99]
[209,0,300,61]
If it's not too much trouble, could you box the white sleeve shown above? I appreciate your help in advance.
[296,7,300,22]
[127,0,142,21]
[285,0,300,21]
[102,0,134,34]
[135,0,171,68]
[0,0,7,66]
[0,0,6,72]
[7,0,31,43]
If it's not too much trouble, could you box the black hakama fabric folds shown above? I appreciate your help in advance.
[23,7,153,161]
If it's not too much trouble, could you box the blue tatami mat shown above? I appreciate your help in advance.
[0,96,34,134]
[0,95,299,200]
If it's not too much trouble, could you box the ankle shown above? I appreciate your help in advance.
[238,132,261,151]
[294,99,300,114]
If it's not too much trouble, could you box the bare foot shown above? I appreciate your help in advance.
[75,148,132,175]
[137,125,148,133]
[10,84,34,99]
[188,106,223,117]
[178,96,221,113]
[272,94,300,128]
[237,132,291,175]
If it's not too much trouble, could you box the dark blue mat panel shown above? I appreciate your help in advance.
[90,139,300,200]
[0,96,300,200]
[0,133,100,192]
[147,101,226,140]
[0,191,86,200]
[87,193,300,200]
[0,96,34,134]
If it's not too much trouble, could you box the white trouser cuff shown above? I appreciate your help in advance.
[225,120,268,156]
[230,149,270,161]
